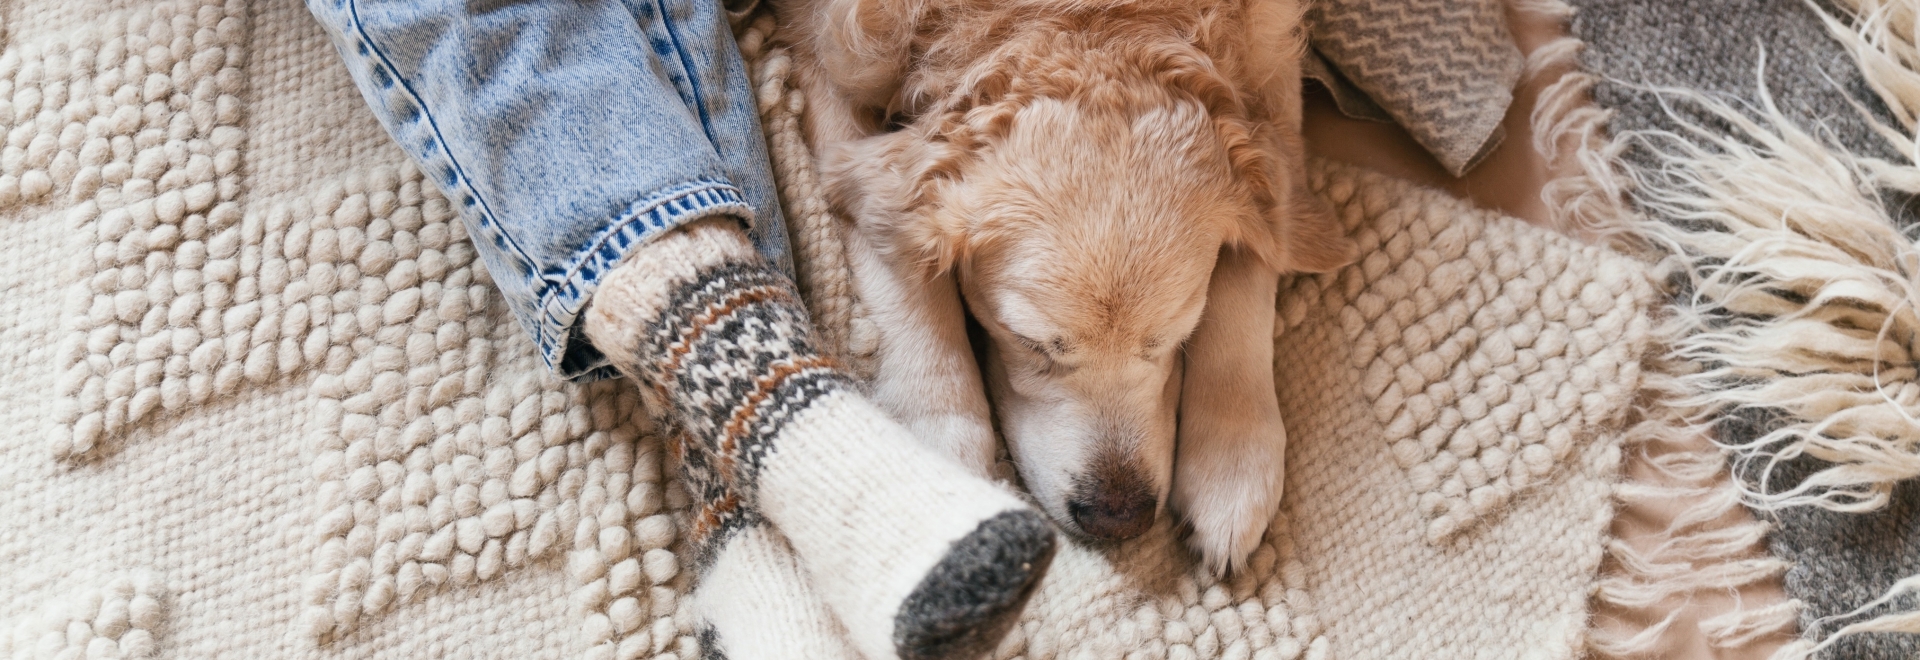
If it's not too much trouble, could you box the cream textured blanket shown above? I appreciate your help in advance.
[0,1,1654,658]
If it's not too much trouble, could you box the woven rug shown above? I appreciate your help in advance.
[0,1,1659,658]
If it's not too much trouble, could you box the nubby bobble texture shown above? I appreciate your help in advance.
[583,217,1057,660]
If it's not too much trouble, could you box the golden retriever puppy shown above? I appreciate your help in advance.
[775,0,1354,573]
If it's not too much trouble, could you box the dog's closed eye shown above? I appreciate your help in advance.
[1009,333,1052,356]
[1011,333,1075,376]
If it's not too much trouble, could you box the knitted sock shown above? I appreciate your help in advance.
[584,218,1057,660]
[690,491,858,659]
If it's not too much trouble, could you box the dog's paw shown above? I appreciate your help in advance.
[903,409,1001,479]
[1175,466,1281,576]
[1172,414,1287,577]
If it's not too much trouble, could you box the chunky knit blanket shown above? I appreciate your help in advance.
[0,1,1661,658]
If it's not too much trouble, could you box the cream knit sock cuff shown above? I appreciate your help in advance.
[583,218,1056,660]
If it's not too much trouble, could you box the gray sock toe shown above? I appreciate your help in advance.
[892,510,1058,660]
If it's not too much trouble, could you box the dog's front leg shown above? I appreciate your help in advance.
[844,226,1000,478]
[1174,246,1285,576]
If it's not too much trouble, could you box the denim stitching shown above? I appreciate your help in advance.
[535,181,752,372]
[342,0,538,278]
[326,2,758,376]
[650,0,717,144]
[543,181,742,317]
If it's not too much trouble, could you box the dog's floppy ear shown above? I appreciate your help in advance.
[1237,0,1308,97]
[821,129,973,277]
[1219,0,1356,274]
[1272,173,1354,273]
[1213,135,1353,274]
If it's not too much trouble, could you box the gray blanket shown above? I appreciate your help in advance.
[1571,1,1919,656]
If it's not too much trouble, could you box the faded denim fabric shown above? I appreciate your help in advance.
[306,0,792,381]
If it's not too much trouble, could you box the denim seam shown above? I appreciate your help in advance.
[342,0,538,276]
[651,0,717,144]
[534,180,753,370]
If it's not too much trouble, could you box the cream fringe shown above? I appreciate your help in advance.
[1564,0,1920,655]
[1819,0,1920,156]
[1514,0,1808,656]
[1511,0,1640,245]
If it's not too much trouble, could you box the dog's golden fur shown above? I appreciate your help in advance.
[775,0,1354,573]
[795,0,1348,273]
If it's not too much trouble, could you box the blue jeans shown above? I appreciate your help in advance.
[306,0,791,381]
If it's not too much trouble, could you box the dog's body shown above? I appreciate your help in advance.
[774,0,1354,573]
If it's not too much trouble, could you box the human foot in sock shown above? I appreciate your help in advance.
[585,217,1056,660]
[684,464,858,660]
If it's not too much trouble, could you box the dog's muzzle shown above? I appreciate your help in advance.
[1066,462,1157,540]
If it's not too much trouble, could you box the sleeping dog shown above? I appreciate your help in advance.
[775,0,1355,573]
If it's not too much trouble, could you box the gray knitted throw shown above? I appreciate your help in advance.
[1308,0,1524,176]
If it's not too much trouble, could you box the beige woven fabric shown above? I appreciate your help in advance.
[1,2,1649,658]
[1281,162,1651,657]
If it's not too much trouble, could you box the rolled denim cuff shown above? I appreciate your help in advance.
[545,180,754,380]
[306,0,791,382]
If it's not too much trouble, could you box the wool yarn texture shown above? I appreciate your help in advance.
[0,1,1659,658]
[581,216,1058,660]
[1551,0,1920,656]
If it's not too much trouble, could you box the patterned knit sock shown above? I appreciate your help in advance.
[584,218,1057,660]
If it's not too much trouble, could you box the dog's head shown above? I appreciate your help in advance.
[824,4,1352,540]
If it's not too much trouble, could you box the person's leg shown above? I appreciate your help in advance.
[585,218,1056,660]
[304,0,787,380]
[302,2,1057,656]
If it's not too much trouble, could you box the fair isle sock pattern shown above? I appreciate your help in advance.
[628,263,838,572]
[670,429,768,577]
[610,253,1055,660]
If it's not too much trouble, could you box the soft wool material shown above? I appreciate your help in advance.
[581,218,1056,660]
[1564,0,1920,656]
[691,525,858,660]
[1571,0,1908,166]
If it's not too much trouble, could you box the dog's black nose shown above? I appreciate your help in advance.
[1067,483,1157,540]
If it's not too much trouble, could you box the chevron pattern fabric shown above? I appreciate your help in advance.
[1308,0,1524,175]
